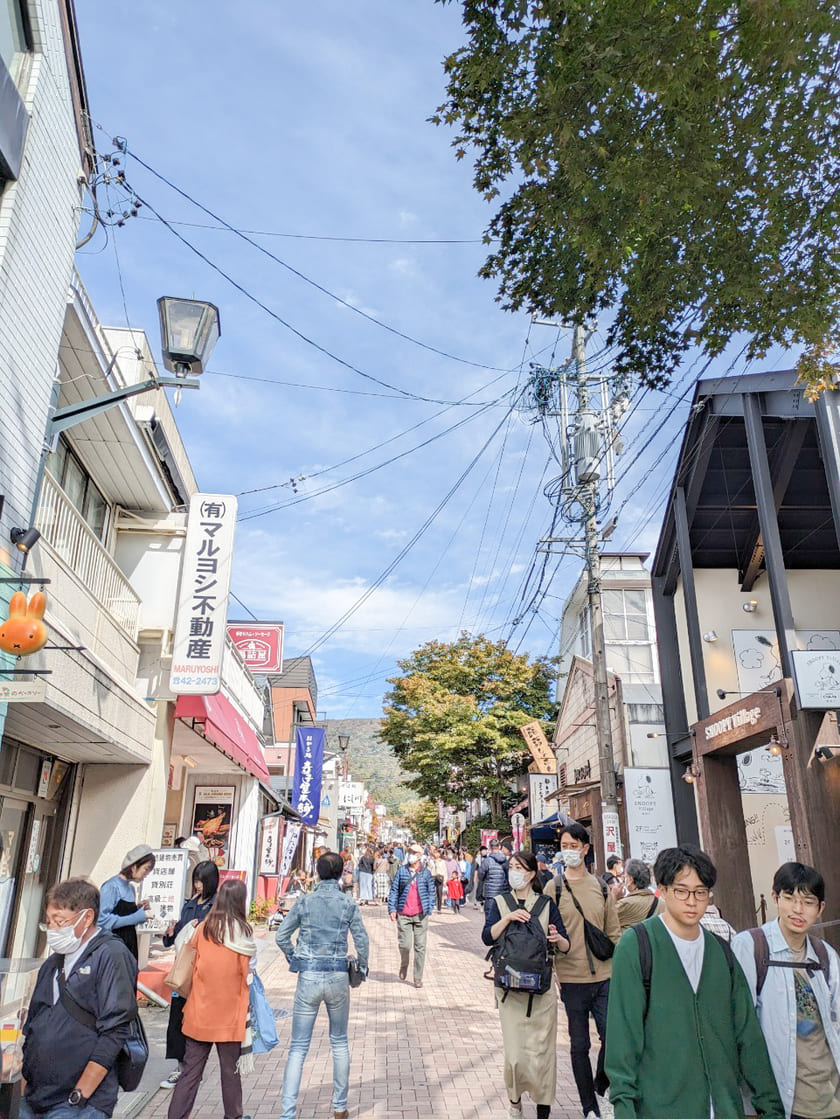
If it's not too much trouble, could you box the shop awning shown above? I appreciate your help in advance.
[174,693,270,782]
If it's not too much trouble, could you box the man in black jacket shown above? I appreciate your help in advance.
[22,878,138,1119]
[477,839,511,915]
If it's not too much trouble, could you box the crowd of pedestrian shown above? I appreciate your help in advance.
[15,828,840,1119]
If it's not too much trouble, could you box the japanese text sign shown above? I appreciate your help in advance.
[292,726,325,827]
[519,721,557,773]
[139,849,189,933]
[260,816,281,875]
[227,622,284,674]
[170,494,237,695]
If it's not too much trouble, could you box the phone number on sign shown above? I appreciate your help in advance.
[170,674,221,687]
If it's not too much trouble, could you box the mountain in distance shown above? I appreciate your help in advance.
[322,718,416,814]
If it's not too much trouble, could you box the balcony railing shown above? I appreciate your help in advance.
[36,471,141,639]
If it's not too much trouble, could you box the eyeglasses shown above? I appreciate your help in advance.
[669,886,711,902]
[779,891,820,910]
[38,910,88,932]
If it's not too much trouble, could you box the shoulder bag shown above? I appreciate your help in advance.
[164,920,198,998]
[559,875,615,970]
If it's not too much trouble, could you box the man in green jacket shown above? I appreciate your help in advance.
[605,845,784,1119]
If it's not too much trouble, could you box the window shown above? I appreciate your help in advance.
[603,589,650,641]
[579,586,657,684]
[0,0,27,82]
[47,436,110,542]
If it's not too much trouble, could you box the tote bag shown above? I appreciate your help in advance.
[164,921,198,998]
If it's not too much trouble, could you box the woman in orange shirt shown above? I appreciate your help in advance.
[167,880,256,1119]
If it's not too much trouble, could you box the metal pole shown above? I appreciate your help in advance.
[574,326,618,859]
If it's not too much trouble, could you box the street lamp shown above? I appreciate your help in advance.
[337,734,350,780]
[157,296,221,376]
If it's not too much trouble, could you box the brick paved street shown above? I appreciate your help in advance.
[135,904,586,1119]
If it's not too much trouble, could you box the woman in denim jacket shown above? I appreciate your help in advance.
[276,851,370,1119]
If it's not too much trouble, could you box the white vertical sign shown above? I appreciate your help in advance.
[170,494,238,695]
[529,773,559,825]
[624,767,678,864]
[602,808,622,863]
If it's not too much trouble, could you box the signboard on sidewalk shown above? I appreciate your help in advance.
[139,848,189,933]
[519,721,557,773]
[227,622,284,675]
[170,493,237,695]
[529,773,559,825]
[279,821,302,879]
[624,767,678,864]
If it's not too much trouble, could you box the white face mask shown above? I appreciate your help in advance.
[560,849,583,868]
[508,868,531,891]
[408,854,419,866]
[46,910,90,956]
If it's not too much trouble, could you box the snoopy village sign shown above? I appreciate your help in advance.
[692,688,785,757]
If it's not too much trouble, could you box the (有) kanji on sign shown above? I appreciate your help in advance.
[170,494,237,695]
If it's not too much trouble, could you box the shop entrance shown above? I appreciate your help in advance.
[690,682,840,938]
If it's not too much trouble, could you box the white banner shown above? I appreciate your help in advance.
[624,767,678,865]
[338,780,364,809]
[259,816,280,875]
[139,849,190,933]
[170,494,237,695]
[279,821,302,879]
[529,773,559,825]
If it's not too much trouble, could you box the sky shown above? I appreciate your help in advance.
[73,1,797,721]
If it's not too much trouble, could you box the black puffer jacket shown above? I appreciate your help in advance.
[478,851,509,900]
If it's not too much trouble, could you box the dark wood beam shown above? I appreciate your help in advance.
[740,419,810,591]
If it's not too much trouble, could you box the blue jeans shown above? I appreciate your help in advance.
[281,971,351,1119]
[21,1102,109,1119]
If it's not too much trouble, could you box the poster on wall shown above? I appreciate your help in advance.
[624,768,678,864]
[192,786,235,867]
[529,773,559,826]
[259,816,281,875]
[732,630,840,695]
[737,746,785,794]
[139,849,189,932]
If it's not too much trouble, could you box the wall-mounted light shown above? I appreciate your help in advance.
[765,736,789,757]
[682,763,701,784]
[182,755,197,768]
[158,296,221,377]
[10,527,41,554]
[814,746,837,762]
[702,631,718,643]
[742,600,759,613]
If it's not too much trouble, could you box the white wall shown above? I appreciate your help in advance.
[114,513,187,633]
[0,0,87,549]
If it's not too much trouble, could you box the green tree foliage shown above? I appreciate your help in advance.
[398,798,440,842]
[381,633,556,812]
[432,1,840,392]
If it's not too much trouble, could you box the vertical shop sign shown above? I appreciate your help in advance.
[292,726,325,826]
[528,773,559,825]
[279,821,303,879]
[170,494,237,695]
[260,816,280,875]
[139,849,189,932]
[192,785,235,867]
[624,768,678,863]
[602,809,622,863]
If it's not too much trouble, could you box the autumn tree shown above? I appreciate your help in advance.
[381,633,556,819]
[432,1,840,393]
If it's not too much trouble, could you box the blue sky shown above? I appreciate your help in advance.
[74,1,796,720]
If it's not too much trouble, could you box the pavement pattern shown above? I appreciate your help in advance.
[130,903,589,1119]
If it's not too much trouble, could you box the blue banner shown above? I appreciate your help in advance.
[292,726,325,827]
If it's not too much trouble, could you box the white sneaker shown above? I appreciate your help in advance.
[160,1070,181,1089]
[508,1107,523,1119]
[584,1113,599,1119]
[596,1094,615,1119]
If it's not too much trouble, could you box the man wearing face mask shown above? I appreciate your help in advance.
[545,823,621,1119]
[388,843,436,988]
[22,878,139,1119]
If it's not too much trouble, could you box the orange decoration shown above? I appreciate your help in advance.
[0,591,49,656]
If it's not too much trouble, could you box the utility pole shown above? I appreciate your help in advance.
[525,320,626,866]
[572,326,619,845]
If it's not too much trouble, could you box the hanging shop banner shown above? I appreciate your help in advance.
[192,785,235,867]
[623,767,678,864]
[292,726,325,826]
[602,808,622,863]
[519,721,558,774]
[529,773,559,825]
[480,829,498,849]
[139,848,189,933]
[170,493,238,695]
[227,622,284,675]
[279,821,303,879]
[259,816,281,875]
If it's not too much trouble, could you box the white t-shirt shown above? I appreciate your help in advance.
[660,915,705,992]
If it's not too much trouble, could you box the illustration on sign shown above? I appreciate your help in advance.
[624,768,678,865]
[192,786,235,867]
[737,746,785,795]
[733,629,840,695]
[791,649,840,709]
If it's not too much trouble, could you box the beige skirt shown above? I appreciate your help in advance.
[496,984,558,1105]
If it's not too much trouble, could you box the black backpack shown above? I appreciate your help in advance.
[634,922,735,1018]
[486,892,553,1017]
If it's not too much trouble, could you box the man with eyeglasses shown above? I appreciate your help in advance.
[732,862,840,1119]
[22,878,138,1119]
[605,844,783,1119]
